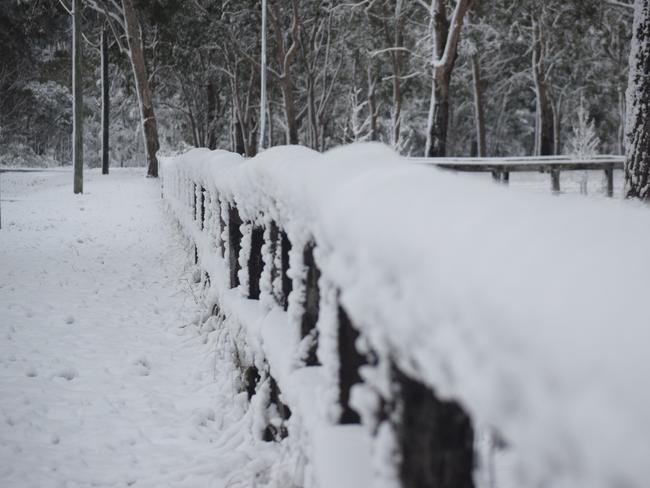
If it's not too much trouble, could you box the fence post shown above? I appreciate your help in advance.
[301,241,321,366]
[605,167,614,197]
[392,367,475,488]
[337,305,365,424]
[200,187,206,230]
[280,230,292,311]
[228,204,243,288]
[192,183,198,221]
[550,169,561,194]
[248,225,264,299]
[217,197,226,258]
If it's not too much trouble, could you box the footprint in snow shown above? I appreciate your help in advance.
[131,357,151,376]
[64,315,75,325]
[56,368,78,381]
[25,366,38,377]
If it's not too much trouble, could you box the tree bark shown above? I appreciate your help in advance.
[550,93,562,155]
[425,0,471,157]
[387,0,404,148]
[207,81,218,150]
[532,20,554,156]
[268,0,300,145]
[280,77,299,145]
[101,26,109,175]
[625,0,650,200]
[470,53,486,156]
[72,0,83,193]
[367,67,378,141]
[427,68,452,157]
[618,86,626,155]
[122,0,159,177]
[234,112,246,156]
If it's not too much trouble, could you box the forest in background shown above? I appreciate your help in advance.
[0,0,633,167]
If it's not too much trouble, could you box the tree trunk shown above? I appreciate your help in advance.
[207,82,217,150]
[367,67,378,142]
[122,0,159,177]
[234,114,246,155]
[470,53,486,157]
[268,1,300,145]
[101,26,109,175]
[72,0,83,193]
[281,78,299,145]
[426,0,451,157]
[424,0,472,157]
[307,75,318,149]
[427,68,451,157]
[532,20,554,156]
[268,101,274,147]
[389,0,404,149]
[551,94,562,155]
[625,0,650,200]
[618,86,626,155]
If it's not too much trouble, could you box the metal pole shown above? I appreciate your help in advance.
[259,0,267,151]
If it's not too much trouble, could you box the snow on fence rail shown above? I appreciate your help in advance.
[161,143,650,488]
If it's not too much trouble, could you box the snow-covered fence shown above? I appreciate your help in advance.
[161,143,650,488]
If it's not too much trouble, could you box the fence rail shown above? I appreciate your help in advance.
[161,145,649,488]
[414,155,625,196]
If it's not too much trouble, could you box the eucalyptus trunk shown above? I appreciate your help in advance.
[123,0,159,177]
[471,53,486,157]
[625,0,650,200]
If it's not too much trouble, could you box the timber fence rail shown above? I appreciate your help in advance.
[414,155,625,196]
[161,144,650,488]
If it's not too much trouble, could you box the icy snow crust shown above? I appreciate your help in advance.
[162,142,650,488]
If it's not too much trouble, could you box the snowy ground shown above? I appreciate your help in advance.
[0,169,281,488]
[463,168,625,197]
[0,162,635,488]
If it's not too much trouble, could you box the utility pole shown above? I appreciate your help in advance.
[259,0,267,151]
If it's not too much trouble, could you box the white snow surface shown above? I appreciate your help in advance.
[0,169,289,487]
[162,142,650,488]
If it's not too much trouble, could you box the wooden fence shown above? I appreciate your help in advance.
[414,155,625,196]
[162,153,477,488]
[161,146,649,488]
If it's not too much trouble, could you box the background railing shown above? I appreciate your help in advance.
[414,155,625,196]
[161,144,649,488]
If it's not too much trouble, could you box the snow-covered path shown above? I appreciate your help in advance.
[0,169,277,487]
